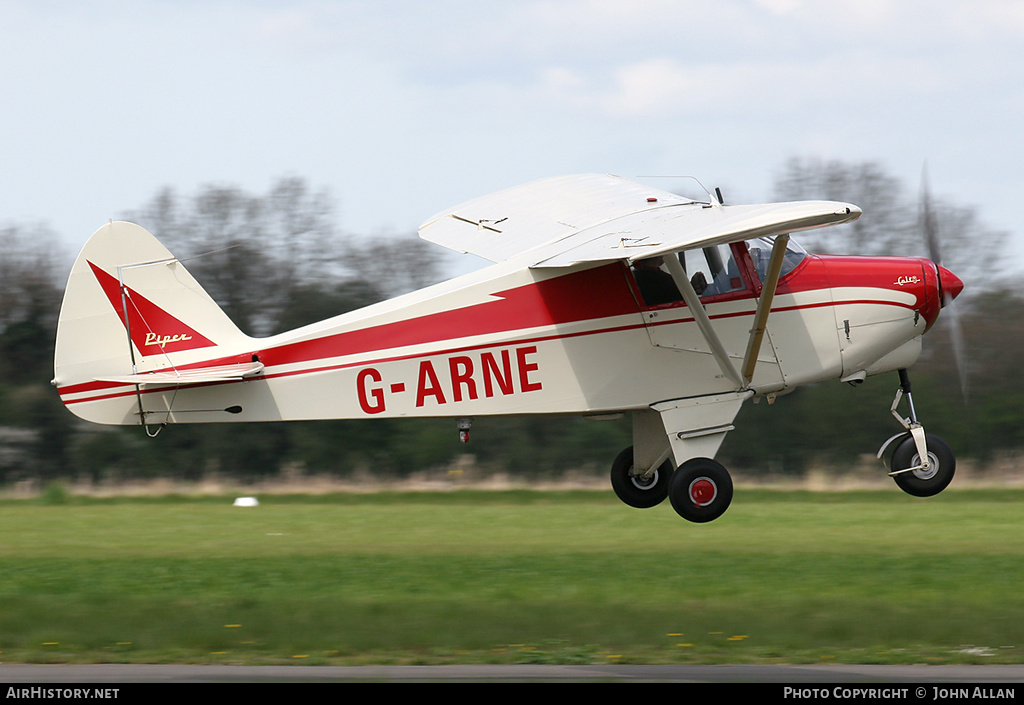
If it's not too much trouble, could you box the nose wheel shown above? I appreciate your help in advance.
[878,370,956,497]
[888,432,955,497]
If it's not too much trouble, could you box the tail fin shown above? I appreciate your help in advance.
[53,222,255,425]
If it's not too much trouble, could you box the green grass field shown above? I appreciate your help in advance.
[1,488,1022,665]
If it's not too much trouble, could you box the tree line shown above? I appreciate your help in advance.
[1,162,1021,488]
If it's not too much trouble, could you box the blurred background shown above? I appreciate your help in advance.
[2,1,1021,491]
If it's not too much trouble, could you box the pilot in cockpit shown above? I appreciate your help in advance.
[632,257,680,306]
[633,256,709,306]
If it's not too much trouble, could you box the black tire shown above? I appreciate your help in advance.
[890,433,955,497]
[668,457,733,523]
[610,446,672,508]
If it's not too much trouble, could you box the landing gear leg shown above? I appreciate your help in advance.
[877,369,956,497]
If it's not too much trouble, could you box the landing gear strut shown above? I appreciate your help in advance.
[878,369,956,497]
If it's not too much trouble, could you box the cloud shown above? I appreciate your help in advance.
[0,0,1021,266]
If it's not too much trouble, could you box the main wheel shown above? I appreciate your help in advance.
[890,433,955,497]
[669,458,733,523]
[610,446,672,508]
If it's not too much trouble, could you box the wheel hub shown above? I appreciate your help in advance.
[911,453,940,481]
[630,469,658,490]
[689,477,717,507]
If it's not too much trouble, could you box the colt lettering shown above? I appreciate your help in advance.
[895,275,921,286]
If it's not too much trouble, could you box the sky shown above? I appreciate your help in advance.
[2,0,1022,273]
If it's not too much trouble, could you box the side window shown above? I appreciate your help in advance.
[631,244,748,308]
[683,245,746,298]
[631,257,682,306]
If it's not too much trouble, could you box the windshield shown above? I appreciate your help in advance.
[746,237,807,283]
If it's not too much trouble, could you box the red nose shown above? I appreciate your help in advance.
[937,265,964,306]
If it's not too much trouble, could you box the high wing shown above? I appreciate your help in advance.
[419,173,861,268]
[421,173,862,396]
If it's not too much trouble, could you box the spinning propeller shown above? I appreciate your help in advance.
[920,168,968,401]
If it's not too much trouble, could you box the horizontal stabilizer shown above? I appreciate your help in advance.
[96,361,265,387]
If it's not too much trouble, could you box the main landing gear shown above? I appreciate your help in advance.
[877,369,956,497]
[610,447,733,523]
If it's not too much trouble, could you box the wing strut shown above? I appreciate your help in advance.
[662,255,745,389]
[742,234,789,384]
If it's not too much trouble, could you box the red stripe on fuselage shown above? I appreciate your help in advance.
[254,263,642,369]
[58,264,642,402]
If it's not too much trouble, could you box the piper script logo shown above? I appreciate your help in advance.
[144,332,194,347]
[87,261,217,353]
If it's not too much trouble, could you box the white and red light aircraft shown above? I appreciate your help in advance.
[53,174,963,522]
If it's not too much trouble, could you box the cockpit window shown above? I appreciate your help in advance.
[632,257,682,306]
[630,238,807,308]
[683,244,746,298]
[746,237,807,284]
[631,243,748,308]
